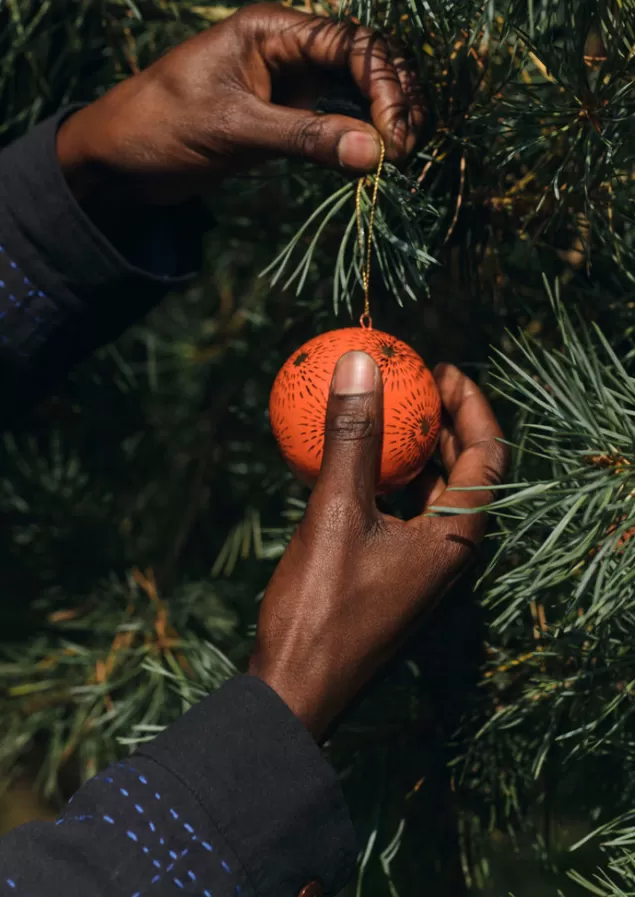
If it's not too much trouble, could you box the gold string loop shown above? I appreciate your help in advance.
[355,136,385,330]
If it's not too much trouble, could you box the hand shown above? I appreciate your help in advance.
[248,351,507,742]
[57,3,424,205]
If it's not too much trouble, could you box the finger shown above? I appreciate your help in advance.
[256,7,424,160]
[238,94,383,172]
[313,351,383,518]
[385,36,426,145]
[434,364,504,454]
[427,364,508,519]
[437,419,461,474]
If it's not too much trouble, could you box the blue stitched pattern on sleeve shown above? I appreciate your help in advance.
[0,243,62,359]
[3,760,246,896]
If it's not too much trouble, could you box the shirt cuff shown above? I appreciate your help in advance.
[138,674,358,897]
[0,107,205,344]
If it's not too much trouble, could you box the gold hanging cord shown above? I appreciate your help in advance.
[355,135,385,329]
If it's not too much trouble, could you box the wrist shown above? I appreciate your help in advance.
[56,103,140,211]
[247,658,331,743]
[56,106,154,255]
[56,107,109,203]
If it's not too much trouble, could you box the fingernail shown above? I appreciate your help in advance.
[333,351,378,395]
[337,131,380,171]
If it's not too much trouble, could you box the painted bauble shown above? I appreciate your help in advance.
[269,328,441,492]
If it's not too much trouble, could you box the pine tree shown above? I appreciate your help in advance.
[1,0,635,894]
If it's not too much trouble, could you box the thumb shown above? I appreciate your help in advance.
[241,95,382,172]
[316,351,383,513]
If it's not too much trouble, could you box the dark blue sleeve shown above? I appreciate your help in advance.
[0,108,207,426]
[0,117,358,896]
[0,676,357,897]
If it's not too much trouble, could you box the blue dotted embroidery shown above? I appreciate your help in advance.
[0,248,56,354]
[7,763,232,896]
[56,814,93,826]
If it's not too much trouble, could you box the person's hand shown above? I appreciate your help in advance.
[248,351,507,742]
[57,3,424,205]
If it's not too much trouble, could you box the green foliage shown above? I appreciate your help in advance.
[0,573,239,795]
[268,0,635,313]
[2,0,635,895]
[454,286,635,892]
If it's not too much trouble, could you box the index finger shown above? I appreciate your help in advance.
[257,6,425,159]
[419,364,508,521]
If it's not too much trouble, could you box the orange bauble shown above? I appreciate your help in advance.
[269,328,442,492]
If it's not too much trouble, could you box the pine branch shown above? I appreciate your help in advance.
[454,281,635,864]
[264,0,635,311]
[0,571,241,795]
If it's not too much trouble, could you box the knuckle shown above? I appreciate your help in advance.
[320,16,358,41]
[439,514,486,559]
[421,529,477,580]
[289,116,326,158]
[232,2,268,25]
[351,25,388,62]
[229,3,285,43]
[456,516,486,547]
[483,439,509,486]
[327,412,374,442]
[351,22,380,44]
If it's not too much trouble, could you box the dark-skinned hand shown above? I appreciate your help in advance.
[248,352,508,742]
[56,2,424,204]
[55,5,506,741]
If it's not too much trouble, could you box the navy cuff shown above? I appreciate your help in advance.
[0,108,207,423]
[139,674,358,897]
[0,107,201,311]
